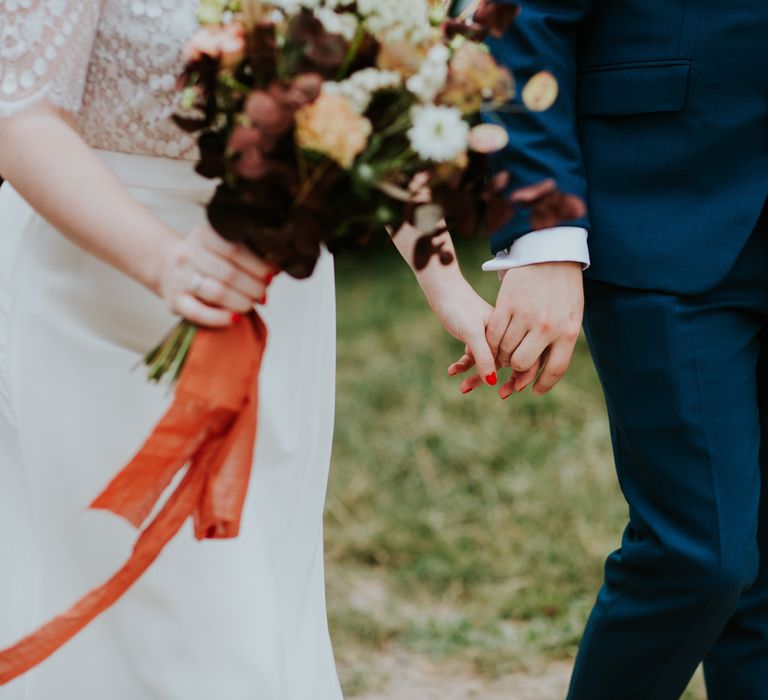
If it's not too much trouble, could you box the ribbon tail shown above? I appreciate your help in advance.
[90,397,228,529]
[0,436,224,686]
[0,313,268,685]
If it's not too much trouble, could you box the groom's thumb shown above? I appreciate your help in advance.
[466,334,498,387]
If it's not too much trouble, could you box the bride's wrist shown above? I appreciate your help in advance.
[145,228,183,299]
[418,264,471,306]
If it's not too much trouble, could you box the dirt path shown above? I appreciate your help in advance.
[348,655,573,700]
[346,655,707,700]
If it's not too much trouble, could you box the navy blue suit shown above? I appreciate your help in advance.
[487,1,768,697]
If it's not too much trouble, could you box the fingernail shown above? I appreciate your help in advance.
[485,372,498,386]
[462,386,474,395]
[265,271,276,285]
[258,293,267,305]
[231,313,242,324]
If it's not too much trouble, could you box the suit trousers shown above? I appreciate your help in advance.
[571,210,768,699]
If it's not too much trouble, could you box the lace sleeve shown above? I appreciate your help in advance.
[0,1,103,118]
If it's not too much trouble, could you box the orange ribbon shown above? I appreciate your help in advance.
[0,313,268,685]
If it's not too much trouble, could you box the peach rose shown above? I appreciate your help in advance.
[295,93,373,169]
[183,23,245,69]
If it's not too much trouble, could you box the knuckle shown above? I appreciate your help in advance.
[563,330,580,344]
[564,324,581,342]
[220,265,238,286]
[209,231,236,255]
[498,341,513,356]
[172,245,190,269]
[511,358,528,373]
[208,283,226,304]
[515,309,531,325]
[548,368,565,381]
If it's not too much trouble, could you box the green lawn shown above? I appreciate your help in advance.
[326,238,705,698]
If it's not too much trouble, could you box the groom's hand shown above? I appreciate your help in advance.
[488,262,583,396]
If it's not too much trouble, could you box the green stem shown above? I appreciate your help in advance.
[145,321,192,384]
[337,25,366,80]
[168,324,198,383]
[379,112,414,140]
[218,72,251,95]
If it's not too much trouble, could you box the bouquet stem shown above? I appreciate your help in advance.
[145,320,198,384]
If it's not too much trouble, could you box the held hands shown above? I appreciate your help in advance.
[159,224,277,327]
[421,274,500,388]
[450,262,584,398]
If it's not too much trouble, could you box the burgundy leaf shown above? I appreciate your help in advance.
[511,179,587,230]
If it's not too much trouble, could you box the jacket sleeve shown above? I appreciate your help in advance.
[485,0,593,253]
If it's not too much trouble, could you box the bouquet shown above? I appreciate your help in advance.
[0,0,584,684]
[147,0,582,382]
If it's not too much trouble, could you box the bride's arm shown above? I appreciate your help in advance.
[392,223,498,387]
[0,102,272,327]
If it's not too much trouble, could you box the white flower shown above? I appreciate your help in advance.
[408,105,469,162]
[267,0,321,12]
[351,68,402,93]
[324,68,402,113]
[406,43,450,102]
[356,0,431,44]
[314,7,359,40]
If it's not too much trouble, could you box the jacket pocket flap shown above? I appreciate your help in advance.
[577,60,691,117]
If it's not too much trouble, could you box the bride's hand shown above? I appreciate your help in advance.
[421,276,498,388]
[160,224,276,327]
[389,220,497,387]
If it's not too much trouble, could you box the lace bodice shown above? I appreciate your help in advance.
[0,0,198,159]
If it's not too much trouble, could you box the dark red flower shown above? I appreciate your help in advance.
[245,90,294,137]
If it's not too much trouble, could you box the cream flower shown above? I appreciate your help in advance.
[407,105,469,162]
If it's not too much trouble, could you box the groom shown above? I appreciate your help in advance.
[462,1,768,697]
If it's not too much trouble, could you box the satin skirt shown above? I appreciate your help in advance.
[0,152,342,699]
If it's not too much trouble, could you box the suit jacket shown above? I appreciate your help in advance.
[487,0,768,293]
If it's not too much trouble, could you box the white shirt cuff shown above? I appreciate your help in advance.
[482,226,590,272]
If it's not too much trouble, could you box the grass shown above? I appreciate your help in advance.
[326,238,706,698]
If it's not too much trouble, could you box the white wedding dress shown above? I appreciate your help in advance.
[0,2,342,699]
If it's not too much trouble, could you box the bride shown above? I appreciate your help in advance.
[0,2,498,698]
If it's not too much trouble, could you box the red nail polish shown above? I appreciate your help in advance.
[462,386,474,395]
[231,313,242,324]
[259,293,267,305]
[265,271,275,285]
[485,372,498,386]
